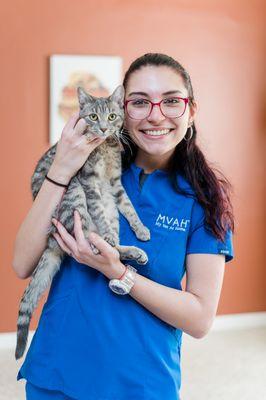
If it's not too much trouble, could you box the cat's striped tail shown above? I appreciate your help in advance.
[15,248,63,360]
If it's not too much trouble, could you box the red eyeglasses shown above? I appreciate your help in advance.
[124,97,189,120]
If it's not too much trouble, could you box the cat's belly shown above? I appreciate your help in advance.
[101,186,118,222]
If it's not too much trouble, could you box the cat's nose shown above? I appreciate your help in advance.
[101,128,107,133]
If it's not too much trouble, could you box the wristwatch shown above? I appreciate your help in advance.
[109,265,137,295]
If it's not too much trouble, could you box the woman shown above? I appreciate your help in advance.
[14,53,234,399]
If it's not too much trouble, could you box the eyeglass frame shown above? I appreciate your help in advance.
[124,97,190,120]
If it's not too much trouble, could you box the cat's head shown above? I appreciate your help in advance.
[77,85,125,140]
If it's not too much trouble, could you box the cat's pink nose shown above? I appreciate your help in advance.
[101,128,107,133]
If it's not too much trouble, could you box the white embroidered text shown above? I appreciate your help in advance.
[155,214,190,232]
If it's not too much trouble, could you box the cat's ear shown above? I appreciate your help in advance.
[109,85,125,108]
[77,87,94,108]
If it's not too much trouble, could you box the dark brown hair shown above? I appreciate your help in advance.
[122,53,234,241]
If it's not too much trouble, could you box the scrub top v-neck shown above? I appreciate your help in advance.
[139,169,150,190]
[17,161,234,400]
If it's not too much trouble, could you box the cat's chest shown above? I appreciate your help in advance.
[81,143,119,181]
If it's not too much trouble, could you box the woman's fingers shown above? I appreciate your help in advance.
[73,210,86,243]
[61,111,104,147]
[85,137,104,150]
[73,211,102,257]
[53,232,73,256]
[88,232,115,259]
[73,117,87,136]
[73,211,114,258]
[52,217,120,271]
[62,112,80,136]
[73,118,105,149]
[52,219,77,253]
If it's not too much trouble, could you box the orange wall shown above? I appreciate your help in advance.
[1,0,265,332]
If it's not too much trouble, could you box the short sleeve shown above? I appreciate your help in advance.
[186,200,234,263]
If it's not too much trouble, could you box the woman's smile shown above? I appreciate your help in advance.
[139,128,175,138]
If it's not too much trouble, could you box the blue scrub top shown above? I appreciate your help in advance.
[17,162,234,400]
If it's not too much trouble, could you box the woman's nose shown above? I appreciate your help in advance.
[146,104,166,123]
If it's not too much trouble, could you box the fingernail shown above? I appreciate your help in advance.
[52,218,58,224]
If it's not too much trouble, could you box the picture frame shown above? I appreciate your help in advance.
[49,54,123,144]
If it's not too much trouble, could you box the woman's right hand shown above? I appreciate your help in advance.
[48,112,104,184]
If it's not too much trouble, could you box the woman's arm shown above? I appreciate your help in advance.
[50,215,225,339]
[12,113,104,280]
[127,253,225,339]
[12,174,67,279]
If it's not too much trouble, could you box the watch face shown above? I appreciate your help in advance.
[109,280,128,295]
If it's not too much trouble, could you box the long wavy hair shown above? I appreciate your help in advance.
[122,53,234,242]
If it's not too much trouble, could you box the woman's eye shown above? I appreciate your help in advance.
[108,113,117,121]
[89,114,98,121]
[163,98,180,104]
[132,99,149,106]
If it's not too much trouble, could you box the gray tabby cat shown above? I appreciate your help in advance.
[15,85,150,360]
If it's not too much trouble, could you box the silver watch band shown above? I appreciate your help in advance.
[122,265,137,288]
[109,265,137,295]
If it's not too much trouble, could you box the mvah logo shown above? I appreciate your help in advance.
[155,213,190,232]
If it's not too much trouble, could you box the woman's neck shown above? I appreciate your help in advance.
[135,149,173,173]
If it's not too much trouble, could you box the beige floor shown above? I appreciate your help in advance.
[1,327,265,400]
[180,327,266,400]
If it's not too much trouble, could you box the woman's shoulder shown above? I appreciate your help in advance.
[174,173,206,222]
[175,173,196,197]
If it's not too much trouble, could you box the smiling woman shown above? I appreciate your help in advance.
[14,53,234,400]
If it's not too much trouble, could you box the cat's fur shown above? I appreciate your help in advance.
[15,85,150,360]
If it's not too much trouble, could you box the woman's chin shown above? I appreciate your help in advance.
[138,143,175,157]
[131,131,183,156]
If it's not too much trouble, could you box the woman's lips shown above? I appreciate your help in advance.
[139,128,174,139]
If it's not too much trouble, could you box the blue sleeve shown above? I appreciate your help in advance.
[186,200,234,263]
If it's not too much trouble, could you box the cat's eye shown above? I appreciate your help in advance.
[89,113,98,121]
[108,113,117,121]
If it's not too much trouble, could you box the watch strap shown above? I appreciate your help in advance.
[109,265,137,295]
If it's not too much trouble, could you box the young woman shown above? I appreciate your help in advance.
[14,53,234,400]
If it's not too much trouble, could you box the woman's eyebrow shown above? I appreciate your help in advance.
[128,90,184,97]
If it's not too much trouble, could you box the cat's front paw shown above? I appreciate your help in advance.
[103,233,116,247]
[135,248,148,265]
[135,226,150,241]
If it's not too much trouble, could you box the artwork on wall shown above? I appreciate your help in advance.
[49,54,123,145]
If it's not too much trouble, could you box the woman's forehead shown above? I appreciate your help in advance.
[125,66,188,97]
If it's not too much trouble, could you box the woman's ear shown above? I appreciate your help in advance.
[189,100,198,124]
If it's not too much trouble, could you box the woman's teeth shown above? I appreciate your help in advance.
[142,129,171,136]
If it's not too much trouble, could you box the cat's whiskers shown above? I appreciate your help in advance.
[119,131,135,155]
[111,133,121,146]
[121,134,135,145]
[119,133,131,148]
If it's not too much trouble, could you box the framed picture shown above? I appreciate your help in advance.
[49,54,123,144]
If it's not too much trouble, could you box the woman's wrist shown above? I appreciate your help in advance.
[101,261,126,280]
[48,163,73,186]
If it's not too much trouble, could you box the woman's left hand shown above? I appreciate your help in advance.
[52,210,123,277]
